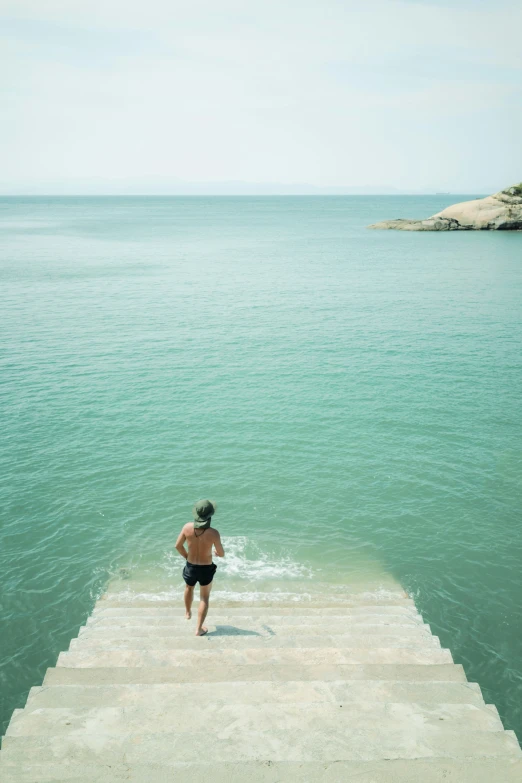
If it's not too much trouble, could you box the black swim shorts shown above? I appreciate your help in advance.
[183,562,217,587]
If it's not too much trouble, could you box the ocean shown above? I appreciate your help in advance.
[0,195,521,738]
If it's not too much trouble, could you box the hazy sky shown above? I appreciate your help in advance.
[1,0,521,193]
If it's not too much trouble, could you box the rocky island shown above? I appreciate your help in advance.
[369,183,522,231]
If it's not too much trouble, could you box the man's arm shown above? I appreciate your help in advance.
[213,530,225,558]
[175,527,188,559]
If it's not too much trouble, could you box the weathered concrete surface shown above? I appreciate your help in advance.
[368,183,522,231]
[2,728,520,763]
[87,612,426,626]
[1,591,520,782]
[42,661,469,685]
[69,633,443,649]
[80,621,435,636]
[56,646,454,667]
[4,760,522,783]
[24,680,487,708]
[6,702,504,737]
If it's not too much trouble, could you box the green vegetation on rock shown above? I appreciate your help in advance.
[504,183,522,196]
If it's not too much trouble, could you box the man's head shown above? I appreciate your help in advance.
[192,499,216,529]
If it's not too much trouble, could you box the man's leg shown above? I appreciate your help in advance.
[195,582,212,636]
[184,584,194,620]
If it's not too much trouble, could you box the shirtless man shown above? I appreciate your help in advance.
[175,499,225,636]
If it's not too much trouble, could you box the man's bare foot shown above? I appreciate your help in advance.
[195,627,208,637]
[185,611,191,620]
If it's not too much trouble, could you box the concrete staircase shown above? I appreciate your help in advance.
[1,593,521,782]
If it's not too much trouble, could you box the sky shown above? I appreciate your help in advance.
[1,0,521,194]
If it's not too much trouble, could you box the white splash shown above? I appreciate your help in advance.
[105,537,405,604]
[219,536,313,581]
[160,536,312,582]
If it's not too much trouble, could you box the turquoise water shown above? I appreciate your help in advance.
[1,196,521,738]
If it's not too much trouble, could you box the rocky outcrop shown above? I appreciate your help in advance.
[369,184,522,231]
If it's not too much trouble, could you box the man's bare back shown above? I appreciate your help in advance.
[177,522,224,565]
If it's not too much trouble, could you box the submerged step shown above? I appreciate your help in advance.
[2,728,520,763]
[97,597,415,609]
[44,662,467,685]
[25,680,487,709]
[91,605,423,619]
[57,646,453,668]
[5,702,504,738]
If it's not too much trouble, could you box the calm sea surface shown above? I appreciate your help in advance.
[1,196,521,737]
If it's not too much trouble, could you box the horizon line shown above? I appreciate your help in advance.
[0,191,486,198]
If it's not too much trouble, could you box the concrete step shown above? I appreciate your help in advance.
[44,663,467,686]
[2,729,520,763]
[97,597,415,609]
[3,759,522,783]
[80,621,435,636]
[57,646,453,668]
[4,590,517,783]
[91,606,422,619]
[69,634,442,651]
[25,680,487,710]
[5,702,504,738]
[86,612,422,630]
